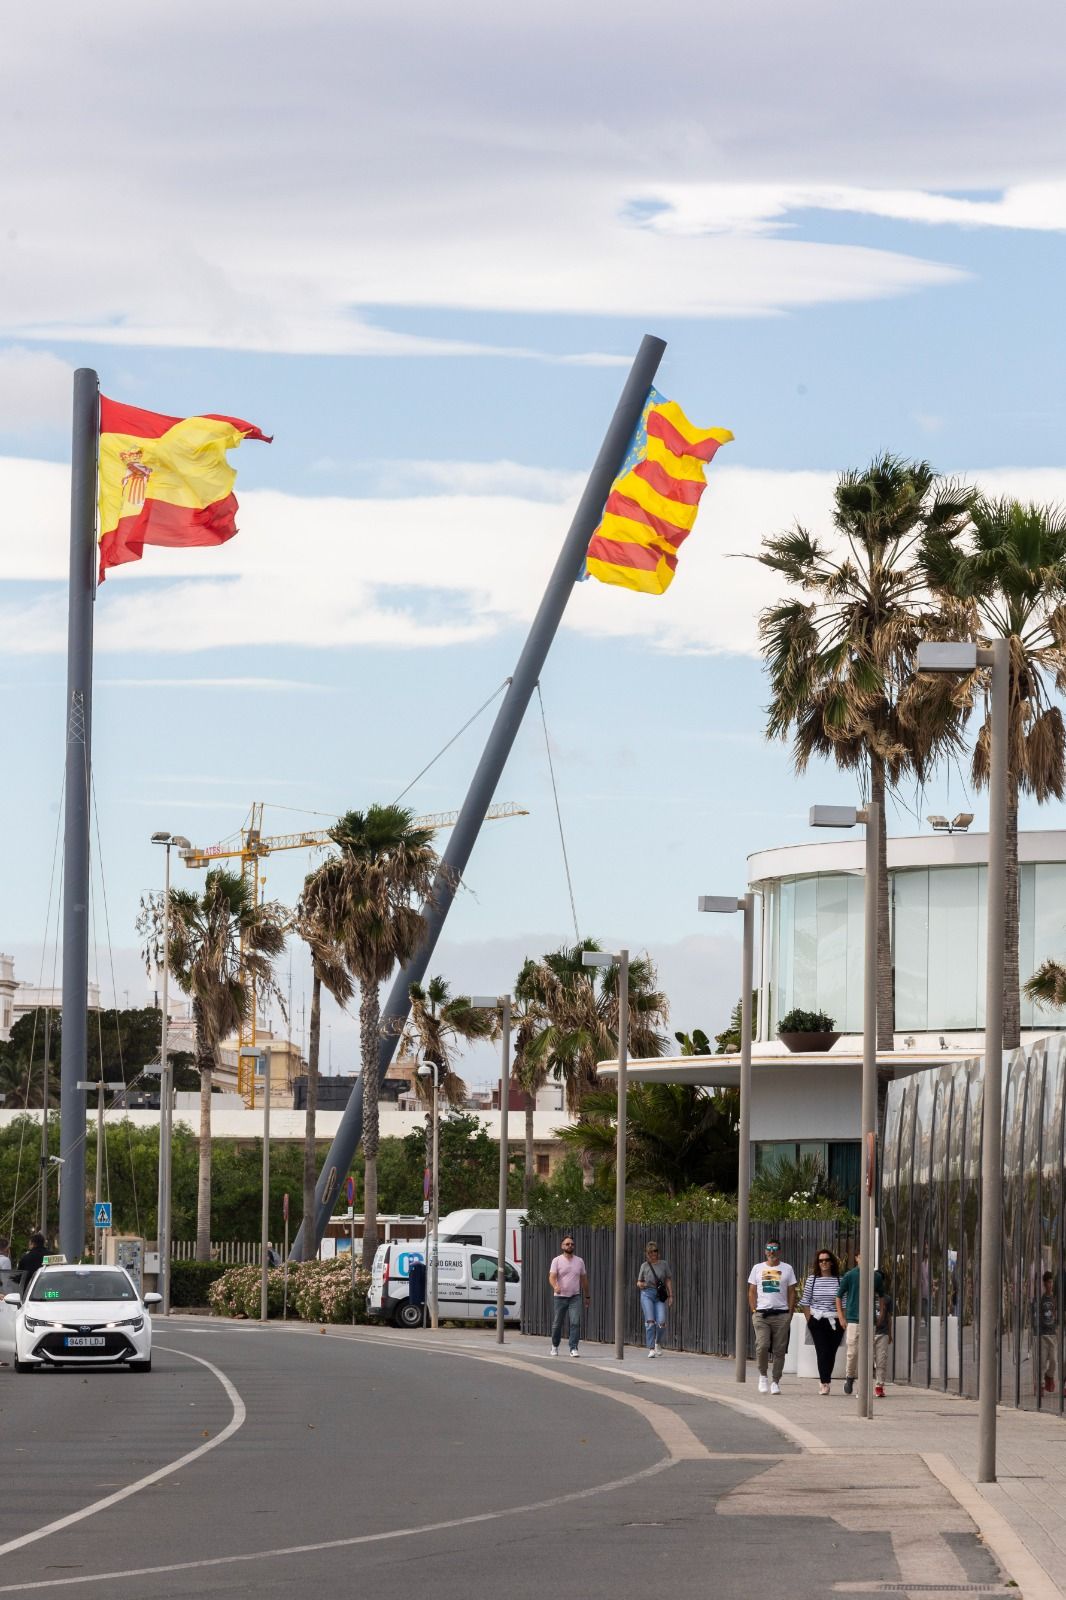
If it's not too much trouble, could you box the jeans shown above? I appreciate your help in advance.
[807,1314,843,1382]
[640,1288,668,1348]
[551,1293,583,1351]
[752,1311,790,1381]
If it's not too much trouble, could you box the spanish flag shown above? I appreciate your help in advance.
[585,389,732,595]
[97,398,271,582]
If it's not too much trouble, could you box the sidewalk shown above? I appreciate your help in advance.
[424,1328,1066,1598]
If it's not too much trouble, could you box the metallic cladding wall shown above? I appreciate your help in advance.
[882,1039,1066,1414]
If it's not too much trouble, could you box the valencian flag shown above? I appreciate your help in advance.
[97,398,271,582]
[585,389,732,595]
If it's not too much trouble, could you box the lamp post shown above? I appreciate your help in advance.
[151,831,190,1314]
[810,801,880,1419]
[698,894,755,1382]
[241,1047,271,1322]
[583,947,629,1360]
[76,1079,125,1263]
[472,996,512,1343]
[417,1061,441,1329]
[918,638,1008,1482]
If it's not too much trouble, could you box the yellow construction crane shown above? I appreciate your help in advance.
[179,801,528,1104]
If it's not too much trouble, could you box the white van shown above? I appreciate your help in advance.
[367,1240,521,1329]
[437,1208,525,1264]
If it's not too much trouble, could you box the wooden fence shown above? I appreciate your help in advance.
[521,1220,858,1356]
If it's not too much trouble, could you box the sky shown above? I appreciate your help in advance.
[3,1,1066,1086]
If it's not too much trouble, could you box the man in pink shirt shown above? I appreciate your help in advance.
[548,1236,590,1357]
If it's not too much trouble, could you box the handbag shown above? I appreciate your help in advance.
[649,1263,669,1303]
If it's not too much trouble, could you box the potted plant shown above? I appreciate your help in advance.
[776,1007,840,1053]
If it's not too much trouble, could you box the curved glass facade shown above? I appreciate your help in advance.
[766,863,1066,1036]
[882,1040,1066,1413]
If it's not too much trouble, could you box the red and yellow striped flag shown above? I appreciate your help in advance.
[585,389,732,595]
[97,397,271,582]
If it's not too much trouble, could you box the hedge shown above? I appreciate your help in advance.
[169,1259,228,1307]
[207,1256,372,1323]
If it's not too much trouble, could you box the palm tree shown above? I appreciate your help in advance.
[294,877,354,1253]
[399,976,498,1107]
[301,805,438,1268]
[141,870,288,1261]
[922,498,1066,1047]
[510,974,551,1203]
[559,1082,739,1196]
[758,455,974,1049]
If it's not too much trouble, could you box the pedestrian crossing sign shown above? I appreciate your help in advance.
[94,1202,112,1229]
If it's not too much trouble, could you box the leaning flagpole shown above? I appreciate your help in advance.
[59,368,100,1262]
[292,333,667,1259]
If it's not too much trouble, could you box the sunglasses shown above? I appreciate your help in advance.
[818,1256,832,1263]
[562,1243,575,1250]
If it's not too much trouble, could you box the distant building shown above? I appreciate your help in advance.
[0,952,101,1044]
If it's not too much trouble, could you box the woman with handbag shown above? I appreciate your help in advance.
[799,1247,844,1394]
[636,1242,673,1358]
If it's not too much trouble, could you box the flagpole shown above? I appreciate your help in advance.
[292,333,668,1260]
[59,368,99,1262]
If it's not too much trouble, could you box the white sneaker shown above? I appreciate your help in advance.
[647,1347,657,1358]
[569,1349,580,1358]
[770,1381,781,1395]
[548,1347,558,1357]
[758,1375,769,1393]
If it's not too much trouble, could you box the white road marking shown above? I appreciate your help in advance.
[0,1346,246,1561]
[0,1458,680,1593]
[922,1452,1064,1600]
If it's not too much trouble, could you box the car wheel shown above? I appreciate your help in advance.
[129,1358,152,1373]
[395,1302,424,1329]
[14,1359,34,1373]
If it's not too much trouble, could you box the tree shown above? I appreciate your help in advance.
[712,994,759,1054]
[0,1013,59,1109]
[674,1028,712,1056]
[758,455,973,1049]
[293,879,354,1252]
[922,498,1066,1048]
[301,805,438,1268]
[140,869,288,1260]
[558,1082,740,1196]
[509,977,551,1204]
[398,976,498,1107]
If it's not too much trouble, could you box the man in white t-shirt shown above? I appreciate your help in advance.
[747,1239,797,1394]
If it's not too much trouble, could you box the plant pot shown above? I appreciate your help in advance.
[777,1031,841,1054]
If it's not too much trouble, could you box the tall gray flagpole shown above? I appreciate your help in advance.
[292,333,668,1259]
[59,368,99,1261]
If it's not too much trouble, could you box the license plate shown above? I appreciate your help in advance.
[63,1336,106,1348]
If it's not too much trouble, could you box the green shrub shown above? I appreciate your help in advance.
[207,1256,371,1323]
[777,1007,836,1033]
[168,1260,227,1307]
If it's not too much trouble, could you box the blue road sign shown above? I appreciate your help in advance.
[93,1202,112,1229]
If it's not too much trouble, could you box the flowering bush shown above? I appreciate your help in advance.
[207,1256,371,1323]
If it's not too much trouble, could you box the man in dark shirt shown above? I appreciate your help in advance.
[16,1231,47,1288]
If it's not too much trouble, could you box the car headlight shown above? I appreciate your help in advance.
[22,1316,66,1331]
[106,1317,144,1331]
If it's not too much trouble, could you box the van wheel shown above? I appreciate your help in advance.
[395,1302,424,1329]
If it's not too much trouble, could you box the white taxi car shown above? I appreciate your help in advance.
[1,1263,160,1373]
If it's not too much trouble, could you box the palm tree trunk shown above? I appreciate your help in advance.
[302,969,322,1255]
[872,757,895,1054]
[1003,778,1021,1050]
[193,1001,213,1262]
[523,1099,534,1205]
[359,981,381,1270]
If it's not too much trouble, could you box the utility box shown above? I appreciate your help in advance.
[105,1235,146,1296]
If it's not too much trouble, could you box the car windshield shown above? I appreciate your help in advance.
[29,1270,135,1302]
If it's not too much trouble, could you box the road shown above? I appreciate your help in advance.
[0,1322,1006,1598]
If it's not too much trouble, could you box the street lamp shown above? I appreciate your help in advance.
[76,1079,125,1263]
[240,1047,271,1322]
[152,831,190,1315]
[471,995,512,1345]
[810,800,880,1419]
[583,947,629,1361]
[918,637,1008,1483]
[927,812,974,834]
[698,894,755,1383]
[417,1060,441,1329]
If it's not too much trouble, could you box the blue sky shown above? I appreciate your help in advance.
[3,1,1066,1079]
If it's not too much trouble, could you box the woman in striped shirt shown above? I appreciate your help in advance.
[799,1248,844,1394]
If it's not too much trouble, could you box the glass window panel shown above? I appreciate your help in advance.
[894,870,929,1031]
[815,875,848,1031]
[1019,864,1036,1030]
[776,879,794,1027]
[975,866,987,1030]
[791,876,819,1013]
[927,866,982,1029]
[845,875,865,1032]
[1024,864,1066,1029]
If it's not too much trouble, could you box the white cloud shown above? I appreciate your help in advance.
[6,454,1066,660]
[0,348,74,430]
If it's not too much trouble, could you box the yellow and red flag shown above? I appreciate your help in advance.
[585,389,732,595]
[97,397,270,582]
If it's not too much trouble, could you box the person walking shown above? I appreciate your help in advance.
[747,1238,797,1395]
[874,1275,893,1399]
[1037,1272,1058,1395]
[16,1231,47,1290]
[636,1242,673,1358]
[799,1248,844,1394]
[835,1248,884,1396]
[548,1236,590,1358]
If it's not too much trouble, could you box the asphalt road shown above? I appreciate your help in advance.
[0,1322,1001,1598]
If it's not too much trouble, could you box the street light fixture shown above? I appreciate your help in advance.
[927,813,974,834]
[810,800,879,1420]
[583,947,629,1361]
[698,894,755,1383]
[417,1060,441,1329]
[918,636,1008,1483]
[152,831,190,1315]
[76,1079,125,1263]
[471,995,512,1345]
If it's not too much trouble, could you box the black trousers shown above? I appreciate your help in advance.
[808,1315,843,1381]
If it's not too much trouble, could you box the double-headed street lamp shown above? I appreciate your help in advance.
[918,638,1009,1484]
[809,800,879,1420]
[583,947,629,1361]
[471,995,513,1345]
[151,831,190,1315]
[417,1059,441,1329]
[698,894,755,1383]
